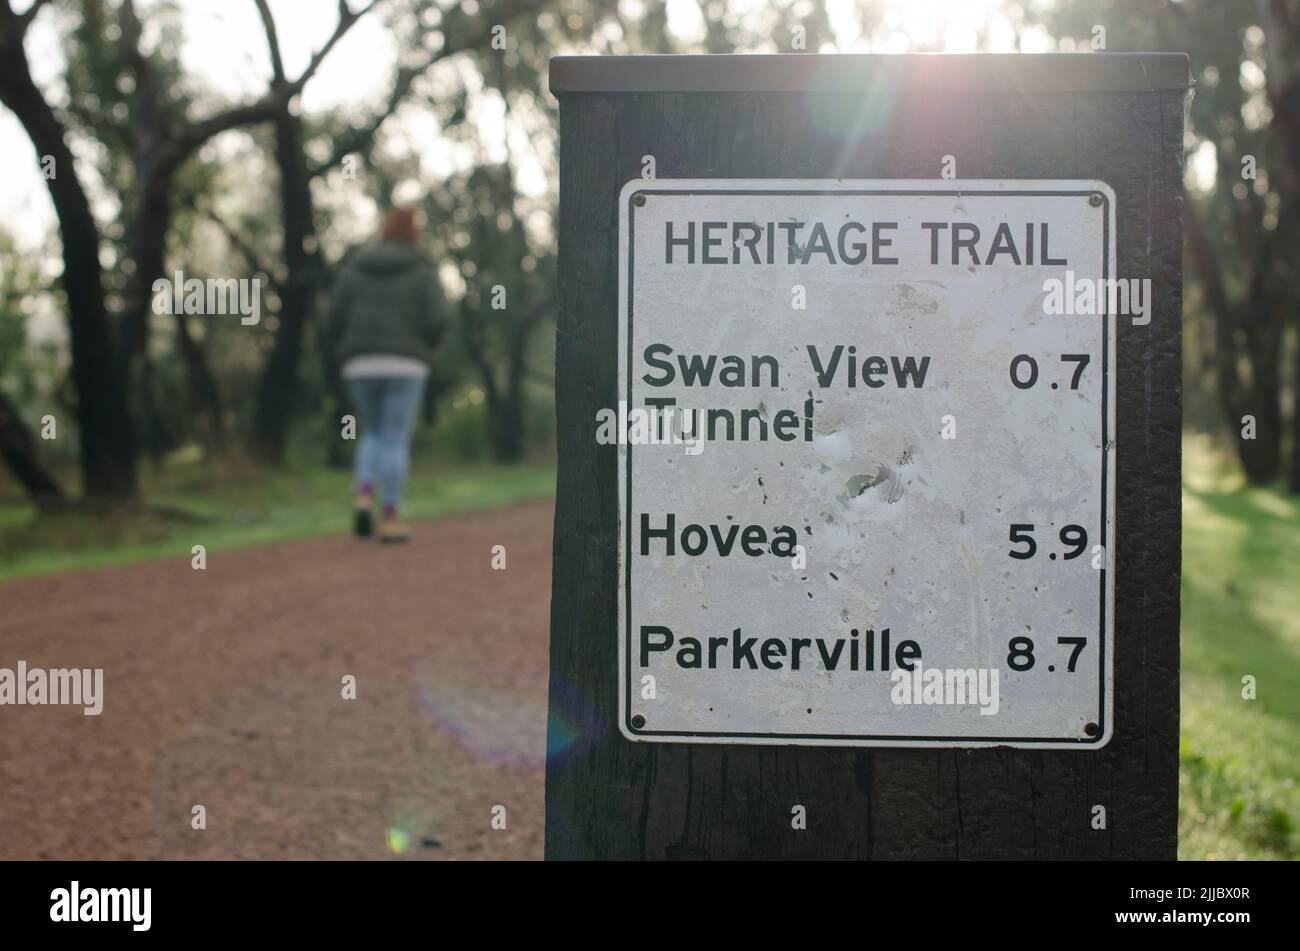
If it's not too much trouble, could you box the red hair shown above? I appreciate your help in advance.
[381,206,419,245]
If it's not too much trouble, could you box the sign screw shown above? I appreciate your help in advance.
[1084,722,1100,737]
[1088,193,1104,206]
[633,193,646,206]
[631,714,646,728]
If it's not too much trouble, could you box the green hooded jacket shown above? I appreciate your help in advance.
[328,241,447,365]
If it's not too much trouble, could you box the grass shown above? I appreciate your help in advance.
[0,450,556,582]
[1180,433,1299,860]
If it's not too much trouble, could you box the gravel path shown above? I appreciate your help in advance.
[0,499,554,860]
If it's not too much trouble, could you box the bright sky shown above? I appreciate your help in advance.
[0,0,1075,253]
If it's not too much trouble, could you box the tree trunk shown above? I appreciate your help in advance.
[175,313,226,451]
[0,9,136,500]
[1237,311,1284,483]
[0,389,65,510]
[252,106,316,463]
[133,352,170,460]
[489,336,530,463]
[119,176,171,378]
[1292,317,1300,494]
[1188,201,1283,485]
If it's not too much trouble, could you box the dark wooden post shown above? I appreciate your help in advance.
[546,54,1189,860]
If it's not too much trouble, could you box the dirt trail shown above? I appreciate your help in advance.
[0,499,554,860]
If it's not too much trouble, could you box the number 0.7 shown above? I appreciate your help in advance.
[1009,353,1091,389]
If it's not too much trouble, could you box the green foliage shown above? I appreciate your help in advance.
[424,390,490,460]
[0,228,50,402]
[1180,434,1300,858]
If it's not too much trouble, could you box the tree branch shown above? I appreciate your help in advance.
[160,0,384,176]
[312,0,546,178]
[290,0,382,93]
[252,0,286,84]
[198,202,279,290]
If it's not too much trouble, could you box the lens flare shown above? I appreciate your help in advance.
[803,87,895,147]
[414,665,548,765]
[385,826,410,854]
[413,664,598,765]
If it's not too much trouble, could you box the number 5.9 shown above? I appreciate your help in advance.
[1007,523,1088,559]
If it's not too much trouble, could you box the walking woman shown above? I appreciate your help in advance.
[328,206,446,543]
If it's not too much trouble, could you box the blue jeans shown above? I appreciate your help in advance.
[348,376,426,511]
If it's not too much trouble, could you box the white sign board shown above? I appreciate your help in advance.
[616,180,1115,748]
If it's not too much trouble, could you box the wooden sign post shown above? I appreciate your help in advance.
[545,53,1189,860]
